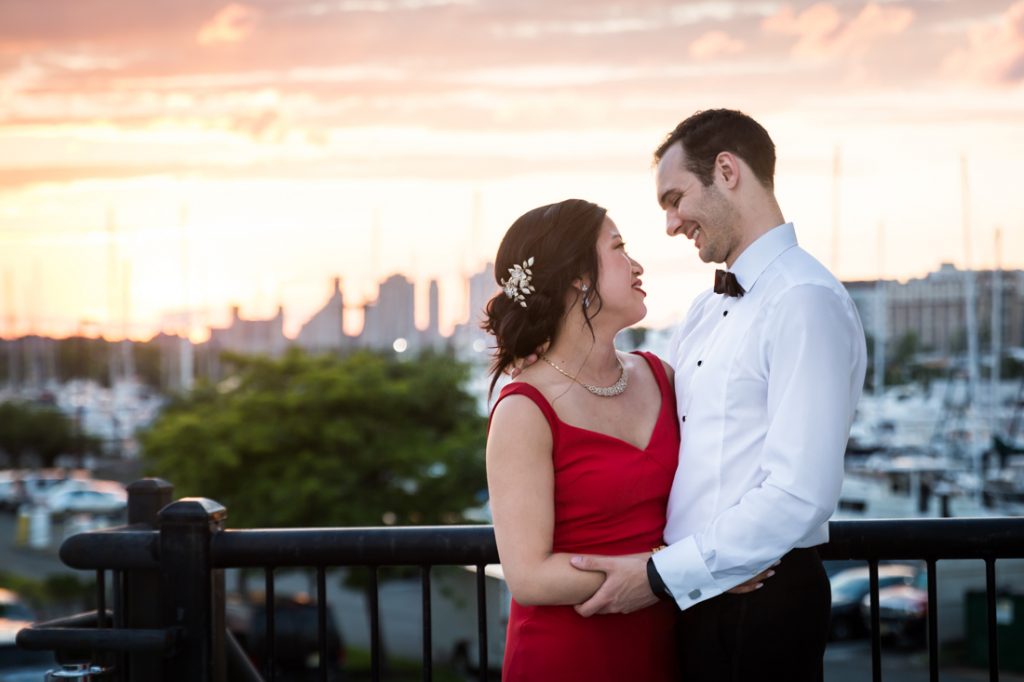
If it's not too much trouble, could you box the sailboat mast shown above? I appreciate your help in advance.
[961,156,980,406]
[122,260,135,380]
[992,228,1003,432]
[107,207,120,386]
[179,204,194,392]
[3,270,16,388]
[873,221,887,397]
[831,145,841,273]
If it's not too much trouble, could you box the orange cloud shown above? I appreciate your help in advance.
[763,2,913,58]
[197,4,261,46]
[689,30,746,61]
[942,0,1024,84]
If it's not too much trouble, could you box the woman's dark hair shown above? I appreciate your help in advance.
[482,199,607,397]
[654,108,776,189]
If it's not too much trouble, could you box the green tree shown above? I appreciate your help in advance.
[55,336,112,387]
[0,401,101,468]
[140,349,487,529]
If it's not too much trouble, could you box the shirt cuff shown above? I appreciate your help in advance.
[646,557,674,602]
[651,535,724,611]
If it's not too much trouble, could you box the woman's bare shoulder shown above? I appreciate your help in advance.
[489,384,552,443]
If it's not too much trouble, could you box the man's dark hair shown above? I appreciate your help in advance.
[654,109,776,190]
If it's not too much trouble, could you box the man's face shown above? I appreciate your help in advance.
[655,142,739,265]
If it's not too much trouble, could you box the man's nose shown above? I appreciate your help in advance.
[665,211,681,237]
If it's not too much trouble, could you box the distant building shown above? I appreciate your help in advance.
[844,280,892,341]
[207,305,288,358]
[297,277,348,354]
[422,279,443,351]
[452,262,497,357]
[153,332,192,393]
[359,274,417,351]
[845,263,1024,354]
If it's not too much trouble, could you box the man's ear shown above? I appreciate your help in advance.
[716,151,740,190]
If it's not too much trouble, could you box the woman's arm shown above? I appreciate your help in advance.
[486,394,606,606]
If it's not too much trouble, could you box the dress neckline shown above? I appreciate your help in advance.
[507,351,668,452]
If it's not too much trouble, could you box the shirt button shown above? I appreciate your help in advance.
[723,310,729,317]
[697,360,703,367]
[681,415,686,423]
[688,589,702,600]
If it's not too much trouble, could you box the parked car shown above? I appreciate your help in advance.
[0,470,90,512]
[0,591,33,624]
[828,563,919,640]
[227,593,345,681]
[46,488,127,517]
[860,570,928,648]
[0,590,53,682]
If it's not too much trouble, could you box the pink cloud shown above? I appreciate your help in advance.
[763,2,913,58]
[197,4,262,47]
[689,30,746,60]
[943,0,1024,84]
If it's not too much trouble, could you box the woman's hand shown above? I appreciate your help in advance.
[726,562,780,594]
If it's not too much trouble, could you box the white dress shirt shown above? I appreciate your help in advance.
[652,222,867,611]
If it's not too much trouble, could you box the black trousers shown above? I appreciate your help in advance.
[675,546,830,682]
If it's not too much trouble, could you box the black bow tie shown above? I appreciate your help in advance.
[714,270,745,298]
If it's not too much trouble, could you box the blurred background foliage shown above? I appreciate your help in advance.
[141,349,487,529]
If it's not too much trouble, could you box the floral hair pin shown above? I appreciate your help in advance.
[501,257,535,308]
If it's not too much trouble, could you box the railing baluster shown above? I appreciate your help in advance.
[112,570,123,628]
[477,564,488,682]
[96,569,106,628]
[986,558,999,682]
[265,567,276,682]
[112,569,125,680]
[927,559,938,682]
[317,566,328,682]
[868,559,882,682]
[370,566,381,682]
[422,566,432,682]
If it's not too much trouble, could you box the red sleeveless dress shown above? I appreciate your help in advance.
[491,351,680,682]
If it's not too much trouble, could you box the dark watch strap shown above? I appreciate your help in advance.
[647,556,674,602]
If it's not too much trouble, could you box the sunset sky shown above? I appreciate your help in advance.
[1,0,1022,341]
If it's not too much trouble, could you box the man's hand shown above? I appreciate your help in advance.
[570,553,656,617]
[508,343,548,378]
[508,353,538,379]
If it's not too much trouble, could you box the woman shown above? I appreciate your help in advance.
[484,200,768,680]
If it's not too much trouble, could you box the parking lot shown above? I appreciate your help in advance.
[824,639,1024,682]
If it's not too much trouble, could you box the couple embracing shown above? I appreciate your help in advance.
[483,109,868,681]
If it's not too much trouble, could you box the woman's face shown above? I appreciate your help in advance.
[592,216,646,327]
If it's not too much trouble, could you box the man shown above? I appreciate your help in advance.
[568,109,867,680]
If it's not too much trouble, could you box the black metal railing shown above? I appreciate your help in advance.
[16,479,1024,682]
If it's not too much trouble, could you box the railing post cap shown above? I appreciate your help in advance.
[159,498,227,525]
[127,478,174,494]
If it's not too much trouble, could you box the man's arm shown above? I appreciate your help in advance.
[576,284,867,614]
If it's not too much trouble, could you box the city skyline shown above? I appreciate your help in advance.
[1,0,1023,340]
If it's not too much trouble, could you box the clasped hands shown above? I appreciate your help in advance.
[569,552,777,617]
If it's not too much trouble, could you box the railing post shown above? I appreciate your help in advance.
[159,497,227,682]
[128,478,174,526]
[123,479,173,682]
